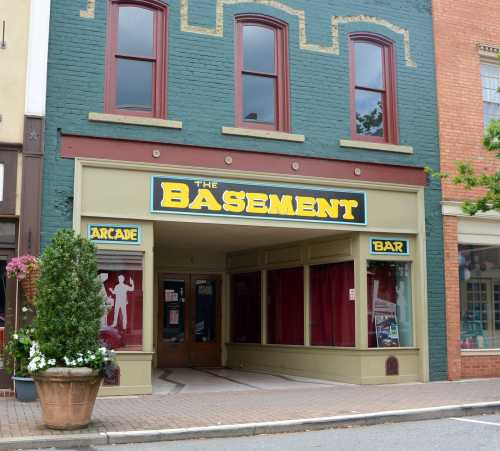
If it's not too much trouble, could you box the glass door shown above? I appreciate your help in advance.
[189,275,221,367]
[158,274,221,368]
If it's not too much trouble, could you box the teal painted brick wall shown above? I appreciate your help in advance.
[43,0,447,380]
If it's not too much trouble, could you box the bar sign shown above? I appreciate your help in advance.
[370,238,410,256]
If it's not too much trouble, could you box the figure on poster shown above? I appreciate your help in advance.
[111,275,135,330]
[99,273,114,327]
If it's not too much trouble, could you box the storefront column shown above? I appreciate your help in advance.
[142,222,154,353]
[353,235,368,349]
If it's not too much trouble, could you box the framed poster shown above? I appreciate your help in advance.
[375,314,400,347]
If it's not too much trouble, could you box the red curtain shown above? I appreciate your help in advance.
[231,272,262,343]
[267,267,304,345]
[310,262,355,347]
[367,262,397,348]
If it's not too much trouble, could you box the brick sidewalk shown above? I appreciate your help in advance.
[2,377,500,440]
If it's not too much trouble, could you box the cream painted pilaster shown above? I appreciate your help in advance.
[353,234,368,349]
[416,188,430,382]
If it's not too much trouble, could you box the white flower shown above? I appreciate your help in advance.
[77,357,83,363]
[12,334,18,340]
[21,306,28,313]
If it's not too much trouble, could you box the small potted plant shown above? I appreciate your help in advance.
[4,326,37,402]
[29,229,116,430]
[6,255,40,304]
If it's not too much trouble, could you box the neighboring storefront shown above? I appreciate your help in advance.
[0,0,50,390]
[433,0,500,379]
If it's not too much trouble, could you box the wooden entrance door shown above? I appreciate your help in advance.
[157,273,221,368]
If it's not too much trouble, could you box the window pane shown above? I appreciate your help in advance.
[243,74,275,123]
[367,261,412,348]
[310,262,355,347]
[481,63,500,127]
[116,58,153,111]
[194,279,217,343]
[163,279,186,343]
[118,6,154,57]
[231,272,261,343]
[355,42,383,89]
[459,244,500,349]
[243,25,275,74]
[267,267,304,345]
[355,89,384,137]
[99,269,143,351]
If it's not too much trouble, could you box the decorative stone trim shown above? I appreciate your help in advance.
[332,15,416,68]
[478,43,500,59]
[339,139,413,154]
[88,112,183,129]
[80,0,96,18]
[179,0,416,67]
[222,126,305,142]
[462,349,500,356]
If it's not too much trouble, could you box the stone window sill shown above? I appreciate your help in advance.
[340,139,413,154]
[461,349,500,357]
[88,112,182,129]
[222,126,305,143]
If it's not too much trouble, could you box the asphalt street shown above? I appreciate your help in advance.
[26,414,500,451]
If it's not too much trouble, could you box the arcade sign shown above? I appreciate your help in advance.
[88,224,141,244]
[369,237,410,256]
[151,175,367,225]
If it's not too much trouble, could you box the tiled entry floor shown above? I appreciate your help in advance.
[152,368,345,395]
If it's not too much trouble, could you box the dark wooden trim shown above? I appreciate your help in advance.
[349,32,399,145]
[235,14,290,132]
[0,149,18,215]
[60,134,428,186]
[0,143,22,152]
[105,0,168,118]
[20,116,44,256]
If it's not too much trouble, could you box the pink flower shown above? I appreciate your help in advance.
[6,255,39,281]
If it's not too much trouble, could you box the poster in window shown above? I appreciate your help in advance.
[375,314,400,347]
[98,270,143,351]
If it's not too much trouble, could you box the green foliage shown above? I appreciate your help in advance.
[33,229,104,362]
[4,327,35,377]
[426,119,500,215]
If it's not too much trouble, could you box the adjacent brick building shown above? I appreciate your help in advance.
[433,0,500,379]
[41,0,446,394]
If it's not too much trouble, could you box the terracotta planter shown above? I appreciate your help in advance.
[34,367,102,430]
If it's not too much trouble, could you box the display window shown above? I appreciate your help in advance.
[267,267,304,345]
[459,244,500,349]
[231,272,261,344]
[367,261,413,348]
[310,262,355,347]
[97,251,143,351]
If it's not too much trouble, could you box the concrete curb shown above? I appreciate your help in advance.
[2,401,500,449]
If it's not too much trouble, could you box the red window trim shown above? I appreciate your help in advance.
[234,14,290,132]
[349,32,399,144]
[105,0,168,118]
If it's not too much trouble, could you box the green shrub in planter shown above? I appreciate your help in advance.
[32,229,114,372]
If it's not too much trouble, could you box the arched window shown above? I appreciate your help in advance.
[350,33,398,144]
[235,15,290,132]
[105,0,167,118]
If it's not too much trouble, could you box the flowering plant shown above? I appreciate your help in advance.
[4,327,35,377]
[6,255,39,281]
[27,344,115,375]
